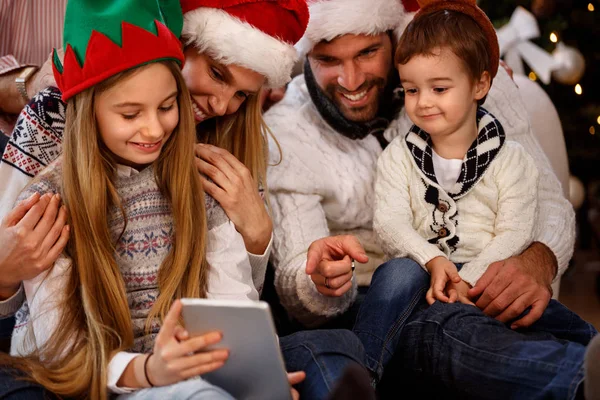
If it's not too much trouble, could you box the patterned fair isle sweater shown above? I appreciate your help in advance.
[0,86,271,295]
[374,108,539,286]
[264,67,575,327]
[8,159,259,394]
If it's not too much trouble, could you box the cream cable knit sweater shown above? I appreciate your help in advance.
[374,111,539,286]
[265,68,575,327]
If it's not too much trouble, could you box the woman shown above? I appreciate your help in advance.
[0,0,308,294]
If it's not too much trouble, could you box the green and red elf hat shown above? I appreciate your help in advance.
[52,0,185,101]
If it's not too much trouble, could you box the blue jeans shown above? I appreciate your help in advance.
[116,377,234,400]
[352,258,429,381]
[280,329,367,400]
[396,299,597,400]
[0,367,58,400]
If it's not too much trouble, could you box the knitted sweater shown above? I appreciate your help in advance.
[8,159,258,393]
[374,108,539,286]
[0,86,270,294]
[264,67,575,327]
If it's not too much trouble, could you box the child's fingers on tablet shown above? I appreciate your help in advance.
[156,300,183,345]
[174,331,223,356]
[287,371,306,385]
[172,349,229,371]
[182,360,226,379]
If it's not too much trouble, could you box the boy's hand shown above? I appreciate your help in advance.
[446,280,475,306]
[425,256,461,305]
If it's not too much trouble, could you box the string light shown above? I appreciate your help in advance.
[591,126,596,135]
[550,32,559,43]
[597,116,600,124]
[575,84,583,95]
[528,72,537,81]
[588,3,595,11]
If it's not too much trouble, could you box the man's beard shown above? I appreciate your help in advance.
[304,58,403,142]
[324,77,387,122]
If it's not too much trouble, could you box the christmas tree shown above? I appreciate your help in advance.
[480,0,599,182]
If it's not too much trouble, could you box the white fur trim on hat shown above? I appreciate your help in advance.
[182,8,298,88]
[296,0,415,57]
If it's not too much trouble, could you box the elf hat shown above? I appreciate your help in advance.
[415,0,500,77]
[295,0,421,58]
[181,0,309,88]
[53,0,185,101]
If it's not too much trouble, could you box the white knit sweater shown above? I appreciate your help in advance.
[374,109,539,286]
[265,68,575,327]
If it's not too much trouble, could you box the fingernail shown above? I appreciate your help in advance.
[65,225,70,232]
[27,192,38,201]
[55,193,61,201]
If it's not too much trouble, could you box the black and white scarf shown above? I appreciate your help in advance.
[405,107,506,200]
[303,58,403,149]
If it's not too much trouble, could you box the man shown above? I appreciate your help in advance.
[265,0,589,397]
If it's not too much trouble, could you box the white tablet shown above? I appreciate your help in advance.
[180,298,291,400]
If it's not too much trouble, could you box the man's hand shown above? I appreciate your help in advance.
[468,242,556,329]
[0,192,69,299]
[26,49,62,99]
[305,235,369,297]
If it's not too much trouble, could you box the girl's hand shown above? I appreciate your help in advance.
[194,144,272,254]
[425,257,461,305]
[287,371,306,400]
[445,280,475,306]
[147,300,229,386]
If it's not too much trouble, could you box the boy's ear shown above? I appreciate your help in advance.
[474,71,491,101]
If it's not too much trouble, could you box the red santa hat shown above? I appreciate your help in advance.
[296,0,421,57]
[180,0,309,88]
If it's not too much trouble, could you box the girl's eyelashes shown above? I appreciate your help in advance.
[433,87,448,93]
[122,112,139,120]
[159,104,175,112]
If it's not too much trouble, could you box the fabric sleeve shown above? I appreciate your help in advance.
[0,55,27,76]
[0,285,24,317]
[459,143,539,286]
[206,220,259,301]
[373,138,446,268]
[268,137,357,327]
[247,232,272,294]
[483,70,575,280]
[107,351,140,394]
[11,255,70,357]
[0,87,65,222]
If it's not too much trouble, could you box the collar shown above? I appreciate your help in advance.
[405,107,505,200]
[303,57,403,148]
[116,164,142,178]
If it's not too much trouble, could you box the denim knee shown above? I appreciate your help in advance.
[281,329,366,364]
[369,258,429,300]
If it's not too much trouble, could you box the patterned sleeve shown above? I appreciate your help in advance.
[0,87,65,220]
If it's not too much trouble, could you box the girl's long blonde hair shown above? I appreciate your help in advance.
[2,61,208,400]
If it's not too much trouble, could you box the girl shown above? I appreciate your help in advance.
[0,0,310,294]
[5,1,256,398]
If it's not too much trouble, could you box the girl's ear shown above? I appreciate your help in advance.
[474,71,491,101]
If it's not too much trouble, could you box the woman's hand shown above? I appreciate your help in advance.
[425,256,461,305]
[147,300,229,386]
[194,143,272,254]
[0,192,69,299]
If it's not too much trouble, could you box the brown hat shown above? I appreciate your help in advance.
[415,0,499,77]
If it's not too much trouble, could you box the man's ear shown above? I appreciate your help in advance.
[474,71,491,101]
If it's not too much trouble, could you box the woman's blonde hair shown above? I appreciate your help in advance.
[198,87,273,192]
[2,60,208,399]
